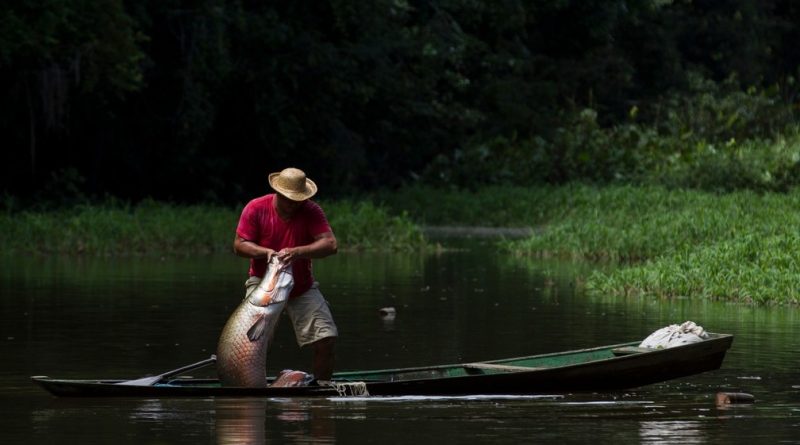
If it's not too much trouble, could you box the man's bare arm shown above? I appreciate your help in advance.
[276,232,338,263]
[233,236,275,260]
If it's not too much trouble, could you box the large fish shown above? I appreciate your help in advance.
[216,255,294,387]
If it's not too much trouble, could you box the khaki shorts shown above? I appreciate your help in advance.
[245,277,338,347]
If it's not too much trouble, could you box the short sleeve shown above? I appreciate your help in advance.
[305,201,332,237]
[236,200,260,241]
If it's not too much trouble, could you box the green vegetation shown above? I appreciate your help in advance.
[0,200,426,256]
[4,1,800,202]
[499,185,800,305]
[322,201,426,251]
[378,181,800,306]
[4,183,799,305]
[4,1,800,304]
[421,77,800,194]
[376,185,560,227]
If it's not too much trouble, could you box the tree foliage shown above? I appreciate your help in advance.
[1,0,800,204]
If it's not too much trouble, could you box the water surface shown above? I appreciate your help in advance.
[1,241,798,444]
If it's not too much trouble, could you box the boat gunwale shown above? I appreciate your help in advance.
[31,333,733,395]
[334,333,732,380]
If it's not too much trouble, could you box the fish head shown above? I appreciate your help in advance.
[248,256,294,307]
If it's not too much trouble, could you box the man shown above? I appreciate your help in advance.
[233,167,338,383]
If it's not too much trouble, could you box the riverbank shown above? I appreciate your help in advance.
[0,199,426,256]
[3,184,798,304]
[381,184,800,305]
[498,185,800,305]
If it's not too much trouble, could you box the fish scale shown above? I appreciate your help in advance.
[216,256,294,387]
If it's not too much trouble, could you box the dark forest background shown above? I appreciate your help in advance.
[3,0,800,205]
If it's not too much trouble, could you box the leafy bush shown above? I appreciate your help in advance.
[651,73,796,143]
[653,134,800,192]
[420,73,800,193]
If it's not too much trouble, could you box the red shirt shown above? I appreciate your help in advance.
[236,194,332,297]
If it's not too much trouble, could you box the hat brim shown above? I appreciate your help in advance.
[268,172,318,201]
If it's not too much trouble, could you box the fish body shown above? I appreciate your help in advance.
[216,256,294,387]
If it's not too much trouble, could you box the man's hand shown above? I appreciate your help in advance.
[276,247,300,262]
[277,233,337,262]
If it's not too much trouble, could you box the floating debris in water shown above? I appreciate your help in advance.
[716,392,755,406]
[737,376,762,380]
[378,307,396,321]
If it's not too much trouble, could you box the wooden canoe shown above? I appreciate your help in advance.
[32,333,733,397]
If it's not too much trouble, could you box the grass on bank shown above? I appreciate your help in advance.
[0,199,426,256]
[495,184,800,305]
[378,182,800,304]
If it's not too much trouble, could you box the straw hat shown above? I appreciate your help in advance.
[268,168,318,201]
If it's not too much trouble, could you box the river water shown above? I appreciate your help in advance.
[1,239,798,444]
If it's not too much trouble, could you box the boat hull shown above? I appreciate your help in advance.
[32,333,733,398]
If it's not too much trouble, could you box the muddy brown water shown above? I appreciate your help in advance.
[1,239,798,444]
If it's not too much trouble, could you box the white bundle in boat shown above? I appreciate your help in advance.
[639,321,709,349]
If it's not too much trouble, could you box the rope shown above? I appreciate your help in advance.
[332,381,369,397]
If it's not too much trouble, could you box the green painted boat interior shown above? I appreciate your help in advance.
[331,341,639,382]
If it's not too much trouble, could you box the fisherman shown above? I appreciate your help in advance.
[233,167,338,384]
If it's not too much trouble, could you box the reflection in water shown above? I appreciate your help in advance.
[214,398,335,444]
[639,421,705,444]
[216,399,267,445]
[128,400,195,422]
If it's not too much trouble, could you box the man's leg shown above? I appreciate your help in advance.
[285,283,339,382]
[311,336,336,381]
